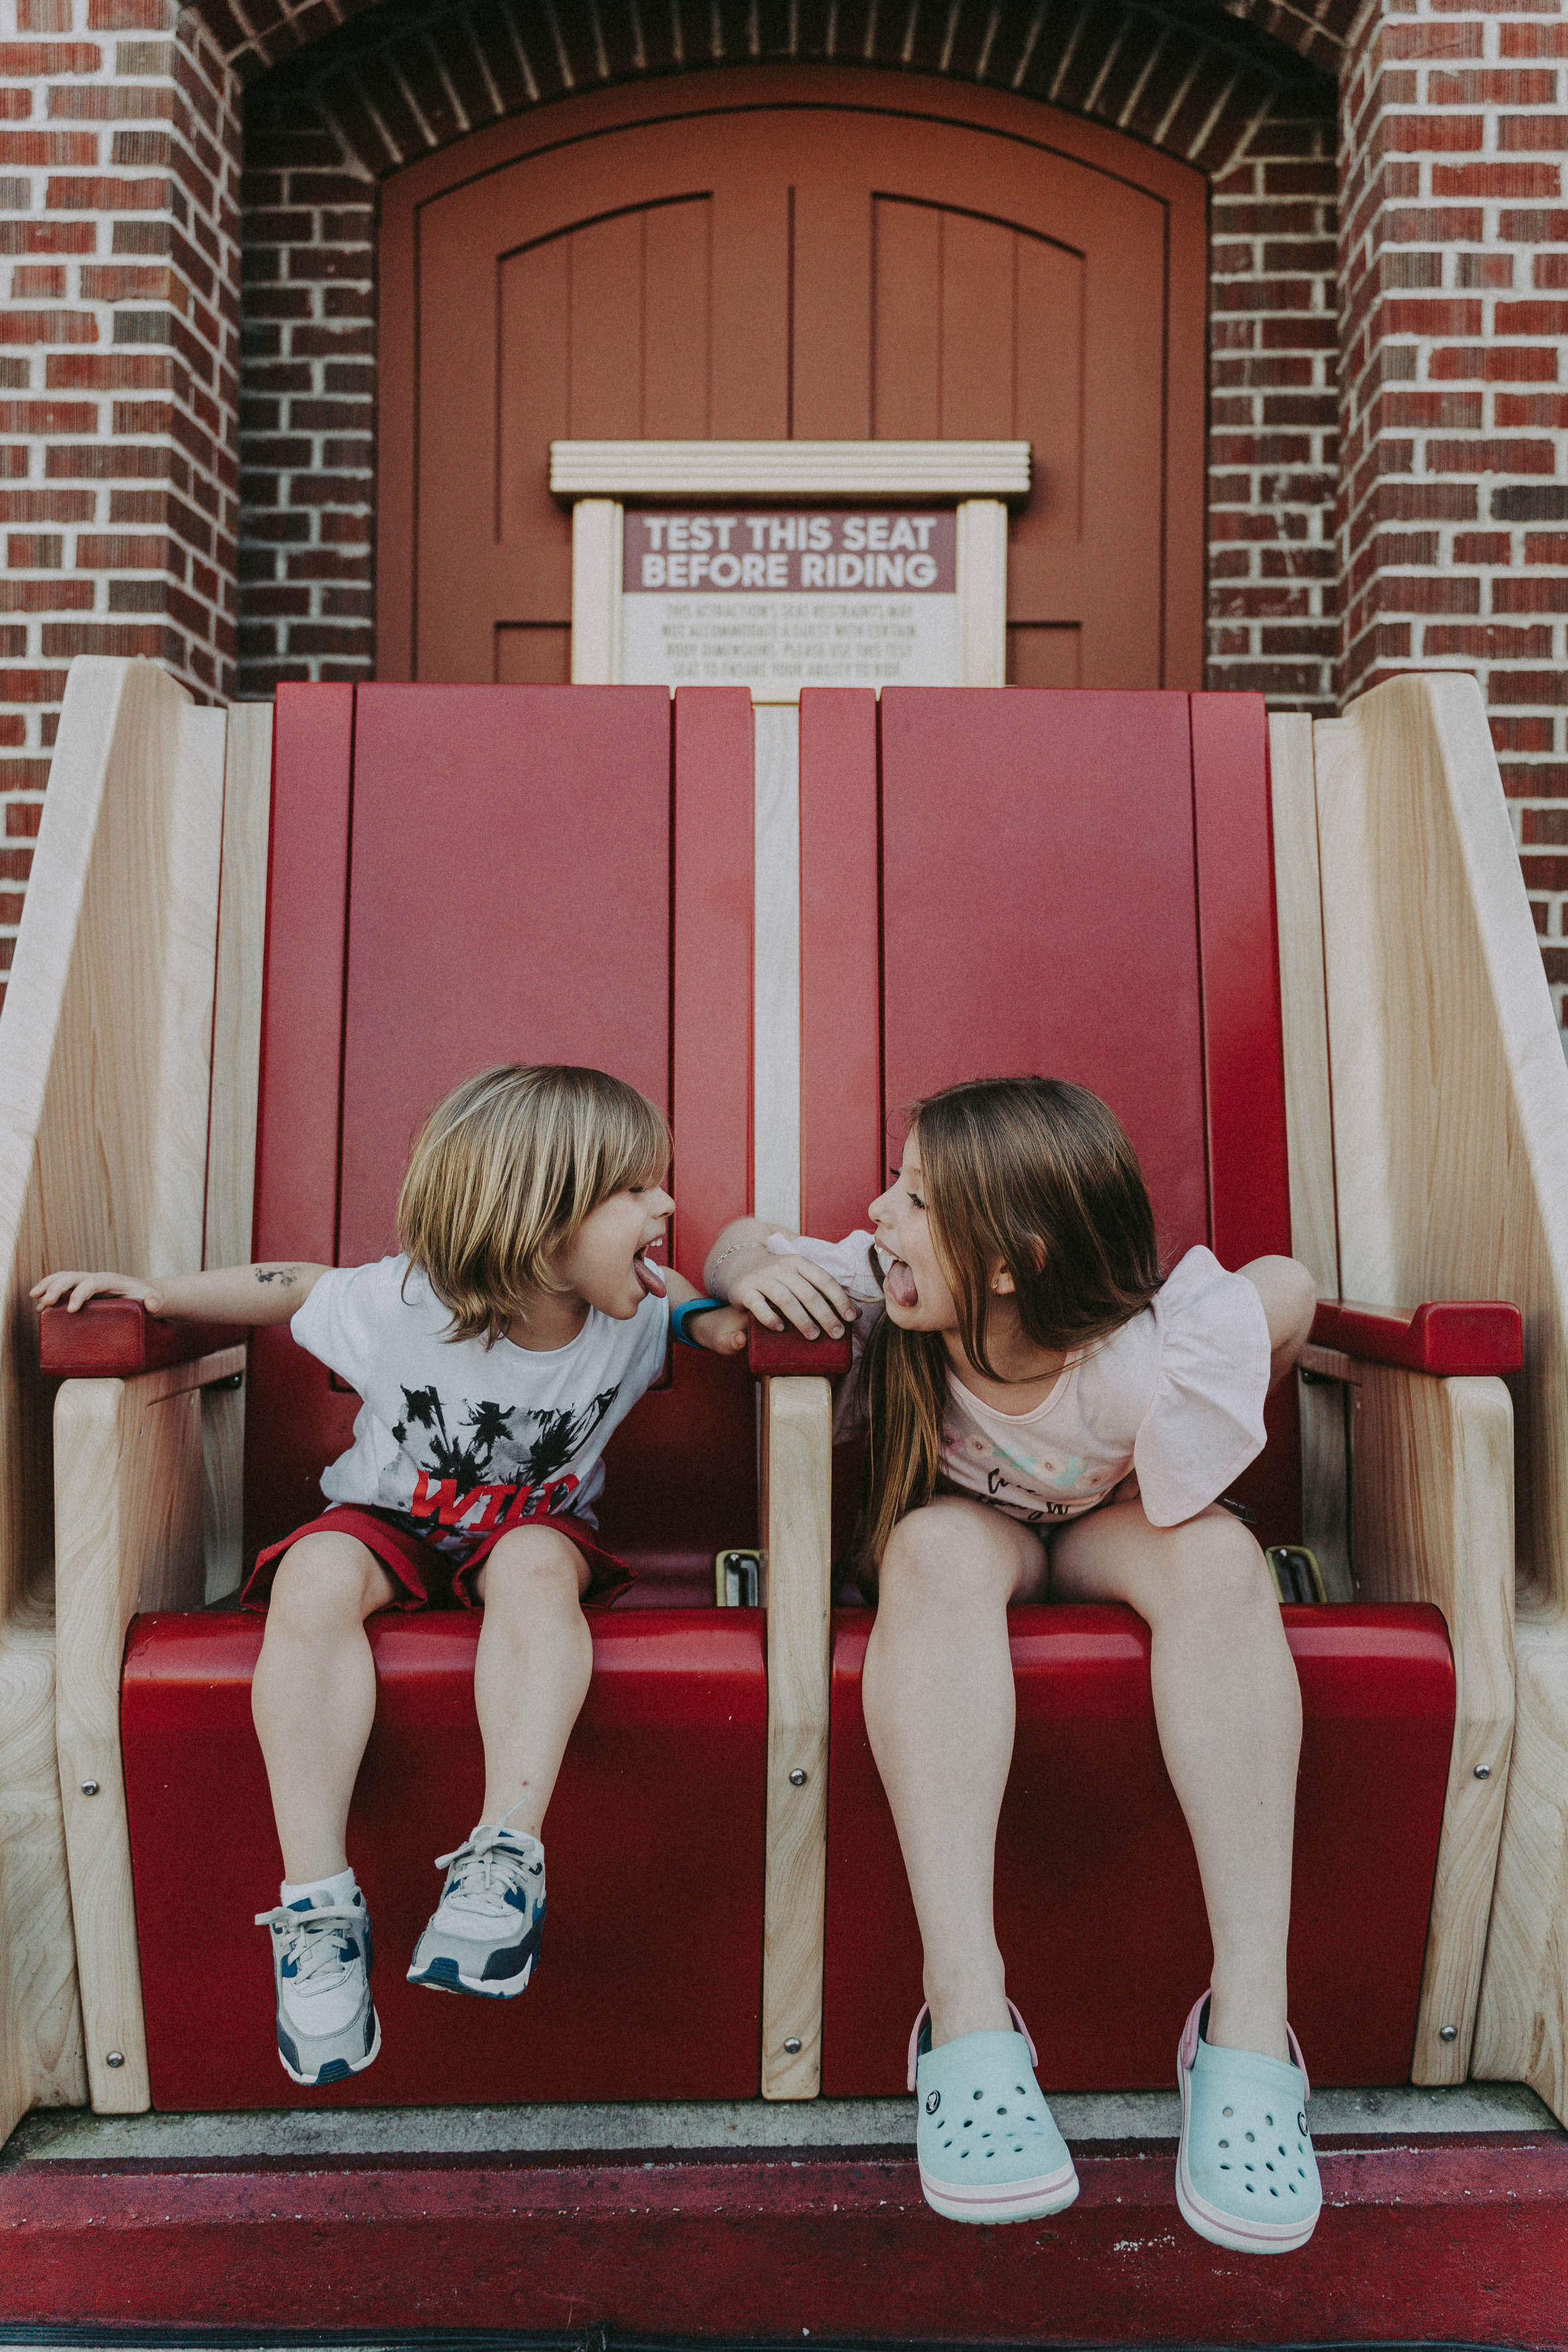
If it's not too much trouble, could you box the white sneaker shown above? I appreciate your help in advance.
[406,1823,546,1998]
[254,1884,380,2084]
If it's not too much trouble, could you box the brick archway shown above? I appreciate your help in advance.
[236,8,1338,700]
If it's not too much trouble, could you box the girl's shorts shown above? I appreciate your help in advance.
[241,1504,635,1614]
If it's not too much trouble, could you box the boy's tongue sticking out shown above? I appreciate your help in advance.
[635,1256,667,1300]
[885,1259,919,1309]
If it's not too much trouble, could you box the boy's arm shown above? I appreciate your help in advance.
[703,1216,860,1340]
[30,1261,329,1326]
[662,1265,747,1356]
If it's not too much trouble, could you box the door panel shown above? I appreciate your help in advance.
[386,76,1204,686]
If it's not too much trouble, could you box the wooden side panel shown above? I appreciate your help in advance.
[206,704,274,1271]
[1304,674,1568,2116]
[0,1577,86,2143]
[760,1375,834,2100]
[798,690,881,1242]
[0,659,222,2138]
[245,684,354,1554]
[1268,712,1338,1297]
[1351,1366,1515,2082]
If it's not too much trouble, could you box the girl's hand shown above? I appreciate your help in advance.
[688,1303,750,1356]
[731,1254,858,1341]
[31,1271,164,1315]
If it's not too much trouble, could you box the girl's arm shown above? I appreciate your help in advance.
[30,1262,330,1326]
[1238,1255,1318,1391]
[661,1265,747,1355]
[703,1216,859,1340]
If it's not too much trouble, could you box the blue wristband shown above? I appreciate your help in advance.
[670,1296,724,1348]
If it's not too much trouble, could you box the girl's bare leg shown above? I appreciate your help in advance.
[250,1531,397,1884]
[1050,1499,1301,2062]
[860,1496,1048,2047]
[471,1524,594,1836]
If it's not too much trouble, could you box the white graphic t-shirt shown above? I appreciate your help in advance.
[768,1232,1271,1529]
[292,1255,669,1556]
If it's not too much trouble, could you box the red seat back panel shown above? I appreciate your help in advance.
[823,1603,1454,2093]
[337,685,675,1265]
[123,1609,767,2106]
[878,688,1210,1259]
[244,683,757,1572]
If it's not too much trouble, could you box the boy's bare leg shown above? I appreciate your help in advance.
[1050,1498,1301,2064]
[860,1496,1048,2047]
[471,1524,594,1837]
[250,1531,397,1884]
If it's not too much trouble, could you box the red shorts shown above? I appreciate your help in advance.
[242,1504,635,1614]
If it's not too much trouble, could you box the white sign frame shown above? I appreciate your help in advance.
[554,440,1028,692]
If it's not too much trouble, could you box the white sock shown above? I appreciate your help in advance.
[281,1865,357,1908]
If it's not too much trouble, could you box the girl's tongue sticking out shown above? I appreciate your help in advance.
[635,1255,667,1299]
[885,1258,919,1309]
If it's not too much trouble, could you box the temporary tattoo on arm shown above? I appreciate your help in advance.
[254,1265,301,1288]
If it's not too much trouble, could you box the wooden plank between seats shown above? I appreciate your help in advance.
[799,689,880,1241]
[673,688,754,1278]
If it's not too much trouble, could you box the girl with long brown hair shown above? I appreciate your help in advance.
[706,1075,1320,2255]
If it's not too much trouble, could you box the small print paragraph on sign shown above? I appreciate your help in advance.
[620,508,960,699]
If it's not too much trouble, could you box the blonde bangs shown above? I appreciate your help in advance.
[397,1063,670,1345]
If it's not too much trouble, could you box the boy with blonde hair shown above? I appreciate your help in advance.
[35,1063,744,2085]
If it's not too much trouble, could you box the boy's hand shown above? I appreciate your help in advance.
[31,1271,163,1315]
[731,1254,858,1341]
[688,1302,750,1356]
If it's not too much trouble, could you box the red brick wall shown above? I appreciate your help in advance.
[1209,80,1340,714]
[0,0,240,1001]
[1338,0,1568,1032]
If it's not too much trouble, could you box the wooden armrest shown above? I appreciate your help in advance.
[1311,1297,1522,1377]
[39,1297,249,1380]
[747,1318,854,1379]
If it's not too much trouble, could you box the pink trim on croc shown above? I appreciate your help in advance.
[1179,1992,1311,2098]
[906,1998,1040,2092]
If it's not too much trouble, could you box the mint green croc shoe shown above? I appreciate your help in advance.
[1175,1993,1321,2253]
[909,2000,1079,2226]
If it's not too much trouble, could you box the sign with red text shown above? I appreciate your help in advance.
[621,509,958,699]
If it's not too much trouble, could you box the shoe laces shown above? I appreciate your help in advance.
[433,1804,543,1919]
[253,1901,364,1989]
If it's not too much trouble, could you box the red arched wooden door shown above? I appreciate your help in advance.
[378,70,1206,690]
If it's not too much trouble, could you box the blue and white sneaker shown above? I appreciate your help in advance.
[254,1885,380,2085]
[406,1821,546,1998]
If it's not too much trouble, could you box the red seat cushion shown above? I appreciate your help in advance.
[822,1603,1454,2092]
[123,1608,767,2107]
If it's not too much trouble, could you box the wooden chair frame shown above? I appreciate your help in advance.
[0,659,1559,2141]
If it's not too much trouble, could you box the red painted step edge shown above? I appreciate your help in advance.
[5,2139,1567,2343]
[37,1296,248,1378]
[1312,1296,1523,1377]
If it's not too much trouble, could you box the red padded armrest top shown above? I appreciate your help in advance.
[747,1319,854,1378]
[38,1297,249,1379]
[1312,1297,1522,1377]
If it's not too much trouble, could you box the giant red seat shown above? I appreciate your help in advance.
[96,681,773,2108]
[793,686,1508,2092]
